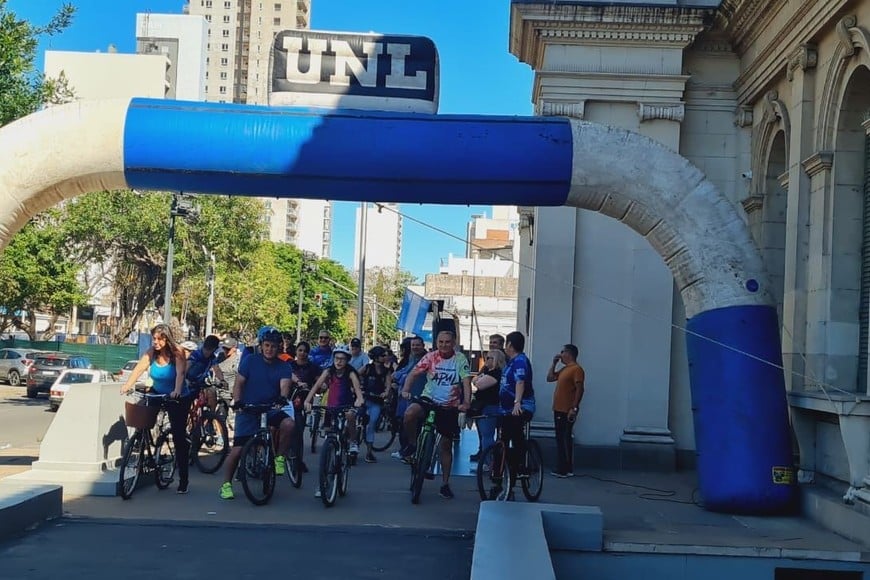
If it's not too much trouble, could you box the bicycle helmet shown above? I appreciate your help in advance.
[261,329,283,345]
[257,325,278,343]
[368,346,387,360]
[333,344,351,358]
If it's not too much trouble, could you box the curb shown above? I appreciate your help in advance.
[0,482,63,543]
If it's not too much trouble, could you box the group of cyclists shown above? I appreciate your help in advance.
[122,322,536,503]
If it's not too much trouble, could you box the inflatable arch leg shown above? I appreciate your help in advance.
[0,98,798,513]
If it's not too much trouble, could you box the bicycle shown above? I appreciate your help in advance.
[233,401,301,505]
[187,383,229,474]
[409,396,442,505]
[370,394,399,453]
[118,392,178,500]
[475,415,543,502]
[312,405,354,507]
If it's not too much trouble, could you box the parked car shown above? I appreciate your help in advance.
[26,354,93,398]
[117,359,149,386]
[48,368,115,412]
[0,348,46,386]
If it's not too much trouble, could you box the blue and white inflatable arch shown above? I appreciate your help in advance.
[0,98,797,513]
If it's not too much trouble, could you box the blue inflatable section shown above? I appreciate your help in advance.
[123,98,574,206]
[686,305,798,514]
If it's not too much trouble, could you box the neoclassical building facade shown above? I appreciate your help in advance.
[511,0,870,539]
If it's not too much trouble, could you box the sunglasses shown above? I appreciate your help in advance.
[319,336,330,340]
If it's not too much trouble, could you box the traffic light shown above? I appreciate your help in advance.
[314,293,323,307]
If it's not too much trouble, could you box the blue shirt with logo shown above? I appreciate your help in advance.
[309,346,333,370]
[499,352,535,415]
[186,348,218,385]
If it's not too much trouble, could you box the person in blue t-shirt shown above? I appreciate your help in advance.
[219,329,294,500]
[498,331,536,482]
[186,334,225,412]
[308,329,334,370]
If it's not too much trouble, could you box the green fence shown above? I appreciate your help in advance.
[1,339,139,374]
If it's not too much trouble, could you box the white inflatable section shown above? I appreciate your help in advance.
[566,121,771,318]
[0,99,130,245]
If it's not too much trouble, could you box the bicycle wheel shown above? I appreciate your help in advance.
[319,438,339,507]
[192,412,229,474]
[154,431,176,489]
[310,411,321,454]
[521,439,544,502]
[477,442,511,501]
[285,451,302,489]
[371,416,398,452]
[118,432,144,499]
[410,430,435,505]
[338,448,350,497]
[240,437,275,506]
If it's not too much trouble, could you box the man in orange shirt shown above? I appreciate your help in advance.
[546,344,585,478]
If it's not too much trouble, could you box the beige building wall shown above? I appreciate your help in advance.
[512,0,870,544]
[44,51,169,100]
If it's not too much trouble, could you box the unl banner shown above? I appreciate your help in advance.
[271,29,439,114]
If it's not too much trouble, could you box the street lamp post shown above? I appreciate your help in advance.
[356,202,368,339]
[204,247,216,335]
[296,251,318,343]
[163,193,198,325]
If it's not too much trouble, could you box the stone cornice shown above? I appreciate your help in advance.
[787,43,818,81]
[536,99,585,119]
[741,194,764,214]
[638,102,685,123]
[734,105,753,127]
[801,151,833,178]
[733,0,847,103]
[510,3,712,69]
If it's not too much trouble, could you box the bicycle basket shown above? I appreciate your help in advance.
[124,399,160,429]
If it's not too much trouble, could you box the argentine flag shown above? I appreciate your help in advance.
[396,289,431,335]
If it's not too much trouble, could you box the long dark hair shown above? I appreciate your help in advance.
[150,323,179,365]
[396,337,412,371]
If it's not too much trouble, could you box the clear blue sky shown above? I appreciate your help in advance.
[10,0,534,281]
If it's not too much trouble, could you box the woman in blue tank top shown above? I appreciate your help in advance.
[121,324,193,494]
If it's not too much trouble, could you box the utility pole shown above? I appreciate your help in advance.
[163,195,178,324]
[163,193,198,326]
[356,202,368,341]
[296,251,317,343]
[204,248,216,335]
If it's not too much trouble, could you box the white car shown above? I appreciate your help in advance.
[48,368,115,412]
[118,360,150,386]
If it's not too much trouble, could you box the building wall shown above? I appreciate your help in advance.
[136,12,208,101]
[353,203,402,271]
[44,51,170,100]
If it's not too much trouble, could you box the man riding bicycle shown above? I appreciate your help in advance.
[219,329,295,500]
[498,331,536,480]
[186,335,225,412]
[400,330,471,499]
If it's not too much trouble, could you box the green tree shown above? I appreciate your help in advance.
[364,268,416,346]
[0,0,75,126]
[271,243,355,342]
[61,190,265,341]
[0,210,87,339]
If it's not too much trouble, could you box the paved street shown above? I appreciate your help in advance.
[0,385,54,480]
[0,519,474,579]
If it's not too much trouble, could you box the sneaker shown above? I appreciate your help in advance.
[550,470,568,478]
[516,468,530,480]
[177,481,189,495]
[564,472,575,478]
[365,451,377,463]
[470,452,480,461]
[349,442,359,454]
[439,484,455,499]
[314,489,322,498]
[219,482,234,500]
[274,455,286,476]
[400,444,416,459]
[390,451,403,460]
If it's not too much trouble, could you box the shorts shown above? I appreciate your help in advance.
[417,400,460,440]
[233,409,291,447]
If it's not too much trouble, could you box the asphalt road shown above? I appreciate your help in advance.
[0,519,474,579]
[0,385,55,450]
